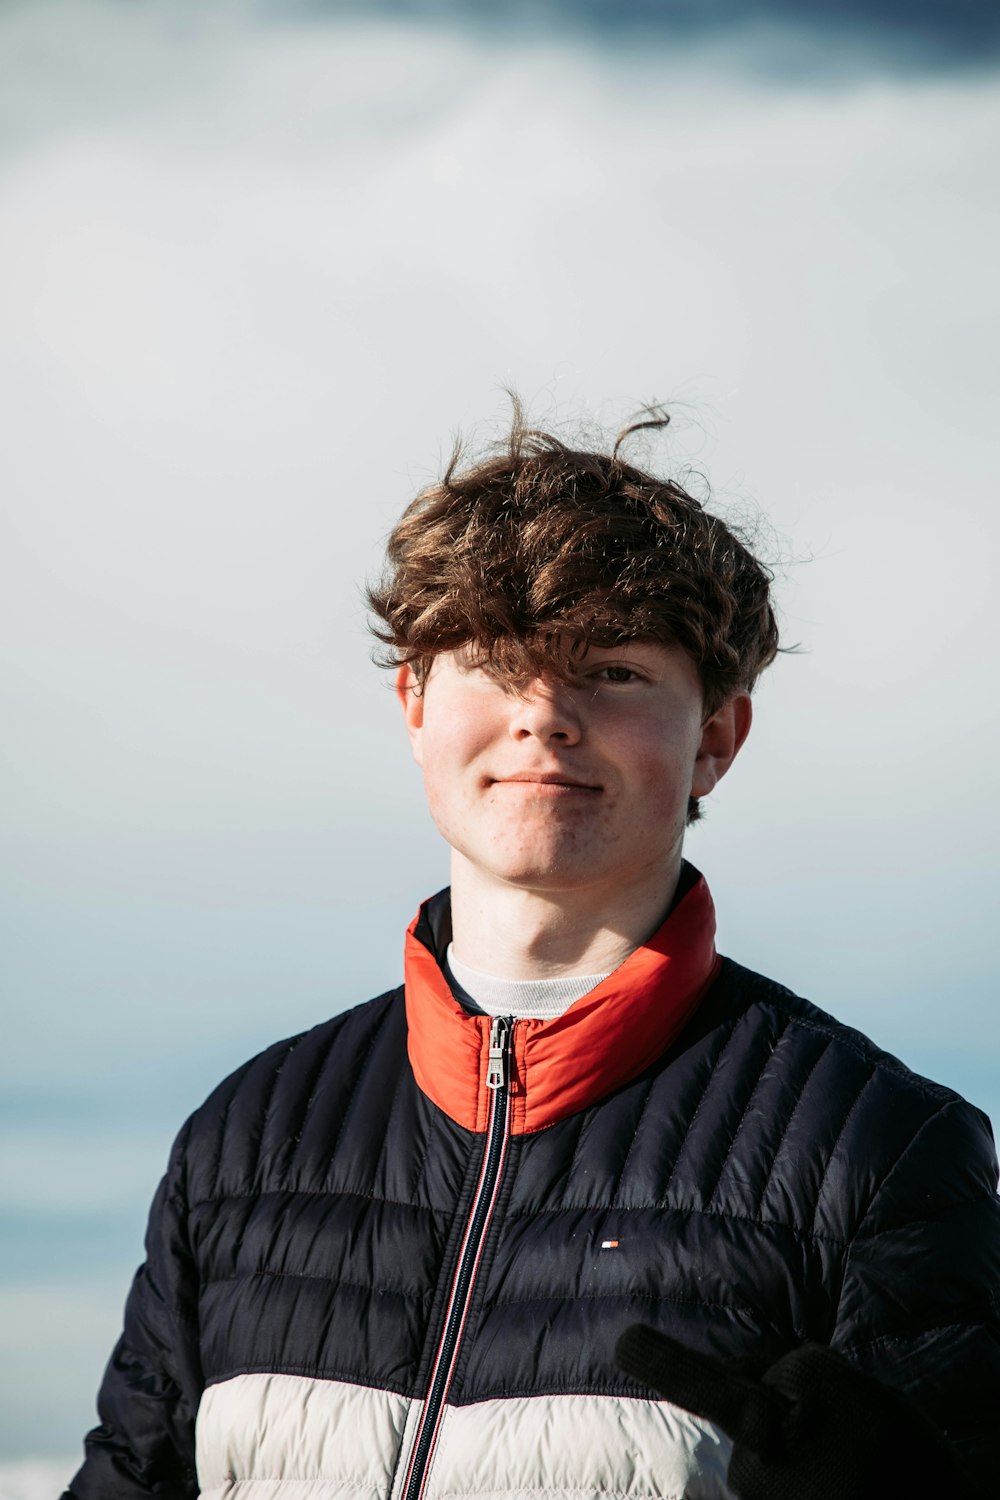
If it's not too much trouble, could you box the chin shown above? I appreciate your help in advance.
[486,856,600,892]
[451,829,609,891]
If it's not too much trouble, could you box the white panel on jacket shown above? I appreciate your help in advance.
[196,1374,412,1498]
[422,1392,733,1500]
[195,1373,734,1500]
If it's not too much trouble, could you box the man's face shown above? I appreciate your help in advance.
[398,641,750,901]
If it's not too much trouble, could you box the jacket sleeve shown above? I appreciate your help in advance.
[64,1119,203,1500]
[831,1094,1000,1495]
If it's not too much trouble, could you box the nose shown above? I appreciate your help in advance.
[507,677,582,747]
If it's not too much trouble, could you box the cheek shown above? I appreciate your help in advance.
[618,722,699,799]
[420,771,469,852]
[421,717,489,778]
[418,730,483,835]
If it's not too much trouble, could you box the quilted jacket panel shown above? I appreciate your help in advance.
[66,943,1000,1499]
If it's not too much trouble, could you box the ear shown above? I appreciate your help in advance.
[396,663,425,767]
[691,692,752,800]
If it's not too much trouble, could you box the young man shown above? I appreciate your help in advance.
[67,415,999,1500]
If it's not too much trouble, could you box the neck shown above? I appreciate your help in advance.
[448,852,685,978]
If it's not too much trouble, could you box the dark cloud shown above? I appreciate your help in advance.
[279,0,1000,68]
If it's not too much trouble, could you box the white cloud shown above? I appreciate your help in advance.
[1,5,996,1053]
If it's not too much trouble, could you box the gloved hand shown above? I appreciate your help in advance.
[615,1325,979,1500]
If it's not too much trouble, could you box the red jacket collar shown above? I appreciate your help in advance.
[404,868,720,1135]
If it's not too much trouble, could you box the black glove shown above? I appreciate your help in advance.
[615,1325,979,1500]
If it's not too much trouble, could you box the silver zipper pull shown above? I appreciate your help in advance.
[486,1016,510,1090]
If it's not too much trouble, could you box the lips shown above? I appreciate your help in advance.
[491,772,601,791]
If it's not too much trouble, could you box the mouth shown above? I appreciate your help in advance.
[489,773,602,793]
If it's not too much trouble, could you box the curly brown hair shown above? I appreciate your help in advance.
[368,405,779,724]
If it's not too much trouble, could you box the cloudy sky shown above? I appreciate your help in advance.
[1,0,998,1482]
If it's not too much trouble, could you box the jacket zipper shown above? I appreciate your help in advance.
[400,1014,514,1500]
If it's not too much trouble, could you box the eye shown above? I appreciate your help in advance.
[594,664,643,685]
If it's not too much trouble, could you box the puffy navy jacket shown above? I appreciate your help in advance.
[67,870,1000,1499]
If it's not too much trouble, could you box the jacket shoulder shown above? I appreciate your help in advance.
[178,985,407,1206]
[710,958,998,1239]
[718,954,987,1108]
